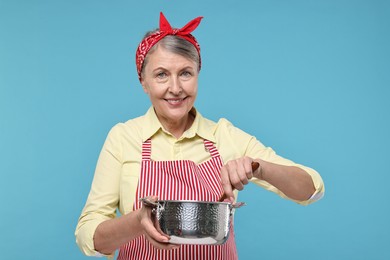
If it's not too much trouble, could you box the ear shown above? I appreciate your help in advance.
[141,78,149,94]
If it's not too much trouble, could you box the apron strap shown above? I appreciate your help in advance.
[204,139,220,158]
[142,138,221,160]
[141,139,152,161]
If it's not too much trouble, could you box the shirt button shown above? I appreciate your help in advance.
[173,144,181,159]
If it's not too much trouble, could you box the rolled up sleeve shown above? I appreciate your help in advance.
[75,125,124,258]
[75,215,112,257]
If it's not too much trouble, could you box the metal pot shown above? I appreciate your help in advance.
[140,198,245,245]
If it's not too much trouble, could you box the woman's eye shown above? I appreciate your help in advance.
[156,72,167,79]
[181,71,192,78]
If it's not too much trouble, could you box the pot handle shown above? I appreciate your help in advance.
[231,202,246,208]
[140,197,158,208]
[229,201,246,216]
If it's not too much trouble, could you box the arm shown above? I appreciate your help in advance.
[93,210,143,255]
[221,157,315,202]
[75,125,123,257]
[217,119,324,205]
[256,159,315,201]
[75,125,177,256]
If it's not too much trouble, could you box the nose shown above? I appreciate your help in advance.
[168,77,182,95]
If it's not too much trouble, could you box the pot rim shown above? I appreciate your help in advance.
[155,200,231,205]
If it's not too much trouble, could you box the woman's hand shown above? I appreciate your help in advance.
[220,157,260,200]
[138,196,180,250]
[93,196,179,255]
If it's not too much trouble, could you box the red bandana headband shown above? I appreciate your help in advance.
[135,12,203,81]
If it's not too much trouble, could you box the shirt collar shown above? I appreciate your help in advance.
[142,106,216,143]
[142,106,162,142]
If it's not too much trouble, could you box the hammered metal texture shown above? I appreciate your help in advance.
[156,201,232,245]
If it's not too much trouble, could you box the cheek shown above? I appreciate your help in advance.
[148,87,166,100]
[185,81,198,95]
[142,81,161,96]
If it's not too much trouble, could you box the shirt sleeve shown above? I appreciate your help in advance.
[220,119,325,206]
[75,125,124,258]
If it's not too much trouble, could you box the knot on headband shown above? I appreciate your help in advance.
[136,12,203,82]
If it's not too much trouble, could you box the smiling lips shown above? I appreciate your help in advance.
[165,97,187,105]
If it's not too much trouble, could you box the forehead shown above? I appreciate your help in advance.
[145,46,197,71]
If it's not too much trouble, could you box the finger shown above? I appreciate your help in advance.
[226,160,244,190]
[153,214,170,239]
[222,196,235,203]
[144,233,180,250]
[139,201,169,244]
[145,195,159,203]
[227,165,244,191]
[220,166,234,199]
[144,196,173,241]
[142,216,170,243]
[236,162,249,185]
[244,159,254,180]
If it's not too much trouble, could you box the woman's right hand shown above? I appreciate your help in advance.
[137,196,180,250]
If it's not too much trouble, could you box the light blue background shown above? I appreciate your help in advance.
[1,0,389,259]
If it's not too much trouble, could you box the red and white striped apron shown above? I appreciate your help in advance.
[117,138,238,260]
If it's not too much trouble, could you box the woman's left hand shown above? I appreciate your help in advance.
[220,156,260,200]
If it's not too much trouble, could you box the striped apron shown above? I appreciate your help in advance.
[117,138,238,260]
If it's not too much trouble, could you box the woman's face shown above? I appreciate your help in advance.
[141,46,198,129]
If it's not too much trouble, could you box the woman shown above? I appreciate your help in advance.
[75,12,324,259]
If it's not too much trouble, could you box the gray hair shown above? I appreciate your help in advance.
[140,30,200,77]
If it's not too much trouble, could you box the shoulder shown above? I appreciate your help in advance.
[214,118,251,138]
[100,115,147,160]
[105,114,147,144]
[203,117,258,159]
[197,112,235,134]
[198,115,254,145]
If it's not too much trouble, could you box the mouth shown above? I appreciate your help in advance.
[164,97,188,105]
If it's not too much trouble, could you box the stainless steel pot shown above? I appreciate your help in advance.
[140,198,245,245]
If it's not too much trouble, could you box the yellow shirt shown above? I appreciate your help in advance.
[75,107,325,257]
